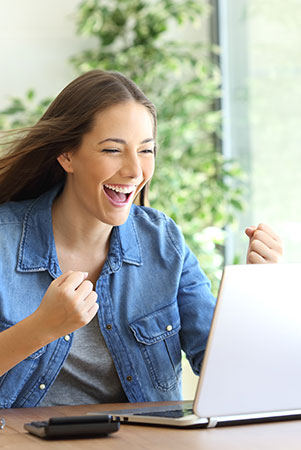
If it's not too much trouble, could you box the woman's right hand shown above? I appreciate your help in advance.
[34,271,99,341]
[0,271,99,376]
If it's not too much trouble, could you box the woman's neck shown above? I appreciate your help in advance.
[51,188,112,257]
[51,188,113,285]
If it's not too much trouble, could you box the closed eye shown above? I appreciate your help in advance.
[101,148,121,153]
[139,149,154,154]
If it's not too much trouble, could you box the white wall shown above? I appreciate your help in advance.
[0,1,208,109]
[0,0,96,106]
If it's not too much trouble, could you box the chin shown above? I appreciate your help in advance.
[110,217,129,227]
[101,211,132,227]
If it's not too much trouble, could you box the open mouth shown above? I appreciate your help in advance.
[103,184,136,207]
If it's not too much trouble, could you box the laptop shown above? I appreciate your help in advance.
[90,264,301,428]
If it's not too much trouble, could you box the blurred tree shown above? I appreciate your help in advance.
[0,0,245,293]
[0,89,52,130]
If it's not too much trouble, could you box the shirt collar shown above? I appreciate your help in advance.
[17,185,142,277]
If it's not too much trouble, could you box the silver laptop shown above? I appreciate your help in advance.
[91,264,301,428]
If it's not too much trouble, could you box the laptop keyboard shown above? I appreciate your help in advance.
[99,403,194,418]
[134,407,194,418]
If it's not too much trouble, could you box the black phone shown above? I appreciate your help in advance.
[24,414,120,439]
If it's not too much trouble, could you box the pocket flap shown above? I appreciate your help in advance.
[130,301,181,345]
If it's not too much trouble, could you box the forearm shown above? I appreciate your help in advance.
[0,271,98,377]
[0,312,52,377]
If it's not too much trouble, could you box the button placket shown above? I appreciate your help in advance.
[98,274,137,398]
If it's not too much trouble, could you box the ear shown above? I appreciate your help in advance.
[57,152,74,173]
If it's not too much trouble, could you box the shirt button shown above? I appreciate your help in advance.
[64,335,70,341]
[106,324,112,330]
[126,375,133,382]
[166,325,173,332]
[39,384,46,390]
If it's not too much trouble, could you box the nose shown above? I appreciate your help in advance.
[120,150,143,180]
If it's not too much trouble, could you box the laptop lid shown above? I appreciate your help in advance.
[194,263,301,419]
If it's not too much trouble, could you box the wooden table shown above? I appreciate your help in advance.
[1,401,301,449]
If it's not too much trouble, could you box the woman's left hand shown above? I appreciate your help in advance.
[245,223,283,264]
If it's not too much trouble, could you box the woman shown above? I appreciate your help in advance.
[0,70,282,408]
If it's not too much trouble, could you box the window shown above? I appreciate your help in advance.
[218,0,301,263]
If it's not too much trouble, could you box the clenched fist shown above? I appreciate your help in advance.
[34,271,99,341]
[245,223,283,264]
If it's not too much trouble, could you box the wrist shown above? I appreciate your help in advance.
[29,310,58,347]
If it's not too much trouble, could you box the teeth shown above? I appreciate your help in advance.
[104,184,136,194]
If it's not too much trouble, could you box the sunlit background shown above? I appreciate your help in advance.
[219,0,301,266]
[1,0,301,399]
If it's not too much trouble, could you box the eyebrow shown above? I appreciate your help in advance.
[97,137,154,145]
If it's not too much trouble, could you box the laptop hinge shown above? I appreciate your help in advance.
[206,417,218,428]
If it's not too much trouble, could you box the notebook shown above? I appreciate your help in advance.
[90,264,301,428]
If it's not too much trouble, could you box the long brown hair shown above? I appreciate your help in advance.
[0,70,157,205]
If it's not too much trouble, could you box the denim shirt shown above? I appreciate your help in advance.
[0,185,216,408]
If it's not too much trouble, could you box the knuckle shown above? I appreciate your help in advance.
[249,251,258,263]
[70,302,80,316]
[88,303,99,317]
[76,319,87,328]
[74,311,87,325]
[60,285,71,297]
[257,223,266,231]
[90,291,98,301]
[250,239,260,250]
[80,316,89,326]
[83,280,93,290]
[253,230,263,240]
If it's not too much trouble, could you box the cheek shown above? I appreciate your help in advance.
[144,158,155,181]
[74,158,112,182]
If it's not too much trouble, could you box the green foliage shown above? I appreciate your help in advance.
[0,90,52,129]
[0,0,246,294]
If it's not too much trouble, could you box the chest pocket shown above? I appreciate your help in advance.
[0,320,46,408]
[129,301,182,392]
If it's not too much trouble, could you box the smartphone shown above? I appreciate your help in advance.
[24,414,120,439]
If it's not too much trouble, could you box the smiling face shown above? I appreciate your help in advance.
[57,101,155,227]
